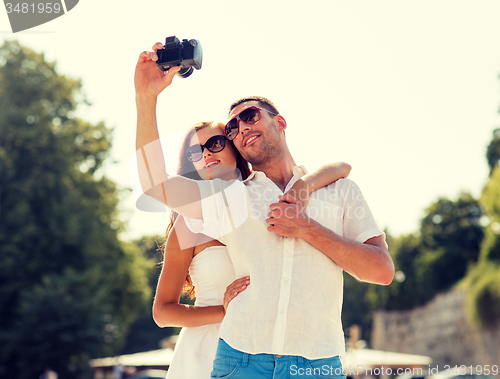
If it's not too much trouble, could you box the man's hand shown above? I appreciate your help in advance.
[134,42,181,98]
[266,194,315,238]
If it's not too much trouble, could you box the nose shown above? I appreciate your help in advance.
[239,121,251,136]
[203,146,212,159]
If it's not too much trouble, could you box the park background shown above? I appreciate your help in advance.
[1,1,500,378]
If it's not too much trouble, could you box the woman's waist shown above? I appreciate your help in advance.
[194,298,224,307]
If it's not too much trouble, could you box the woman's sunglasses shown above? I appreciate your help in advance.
[224,106,277,140]
[186,135,227,162]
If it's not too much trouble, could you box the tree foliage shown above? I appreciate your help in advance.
[363,81,500,329]
[0,41,152,379]
[486,128,500,176]
[378,233,424,309]
[466,261,500,329]
[479,166,500,261]
[466,165,500,329]
[418,193,483,290]
[464,76,500,329]
[342,273,374,342]
[119,234,198,355]
[120,235,178,355]
[373,193,484,311]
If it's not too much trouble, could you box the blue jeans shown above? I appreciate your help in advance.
[211,339,346,379]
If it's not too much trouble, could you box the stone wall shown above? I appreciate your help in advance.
[371,288,500,376]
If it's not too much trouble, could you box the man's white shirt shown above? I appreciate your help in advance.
[185,166,384,360]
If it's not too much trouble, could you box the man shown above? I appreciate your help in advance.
[135,44,394,379]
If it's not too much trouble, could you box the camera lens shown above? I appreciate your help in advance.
[176,66,194,78]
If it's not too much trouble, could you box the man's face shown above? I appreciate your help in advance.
[228,101,284,166]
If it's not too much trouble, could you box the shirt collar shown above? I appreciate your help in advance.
[243,165,308,184]
[293,165,308,177]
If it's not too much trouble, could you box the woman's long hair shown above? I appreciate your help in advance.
[162,121,251,298]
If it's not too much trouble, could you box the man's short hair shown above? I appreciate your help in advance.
[229,96,279,116]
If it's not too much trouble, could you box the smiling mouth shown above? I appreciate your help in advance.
[205,160,220,168]
[244,135,260,147]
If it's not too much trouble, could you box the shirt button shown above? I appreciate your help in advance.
[279,310,284,314]
[283,280,289,284]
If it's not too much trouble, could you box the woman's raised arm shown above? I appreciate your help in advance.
[135,45,202,219]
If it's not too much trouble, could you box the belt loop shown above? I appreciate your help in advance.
[298,356,304,367]
[241,352,249,368]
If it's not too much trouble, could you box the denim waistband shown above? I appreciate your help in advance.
[217,339,306,364]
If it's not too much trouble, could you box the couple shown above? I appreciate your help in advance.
[135,43,394,379]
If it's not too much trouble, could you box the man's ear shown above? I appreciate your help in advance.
[276,115,287,133]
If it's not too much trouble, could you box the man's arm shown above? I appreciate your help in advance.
[303,223,393,285]
[266,194,394,285]
[134,45,202,219]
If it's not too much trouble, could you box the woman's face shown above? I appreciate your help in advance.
[189,126,239,180]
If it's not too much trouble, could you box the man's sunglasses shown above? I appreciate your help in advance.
[224,106,278,140]
[186,135,227,162]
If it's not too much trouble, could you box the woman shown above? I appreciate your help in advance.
[151,120,351,379]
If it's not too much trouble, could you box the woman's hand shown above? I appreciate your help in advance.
[134,42,181,99]
[283,178,310,211]
[223,276,250,314]
[281,162,352,212]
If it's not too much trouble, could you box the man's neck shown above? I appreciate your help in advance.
[253,157,297,192]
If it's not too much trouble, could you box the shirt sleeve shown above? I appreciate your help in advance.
[339,179,385,243]
[183,178,248,243]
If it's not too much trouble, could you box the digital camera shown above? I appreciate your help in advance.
[156,36,203,78]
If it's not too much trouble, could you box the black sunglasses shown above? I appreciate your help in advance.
[224,106,277,140]
[186,135,227,162]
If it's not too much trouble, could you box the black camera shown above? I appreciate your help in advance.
[156,36,203,78]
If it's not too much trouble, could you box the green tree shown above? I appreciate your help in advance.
[342,274,374,344]
[120,234,196,355]
[479,166,500,262]
[418,193,483,292]
[342,231,396,344]
[381,233,424,309]
[120,235,177,355]
[465,80,500,328]
[466,165,500,329]
[466,261,500,329]
[371,194,483,312]
[0,41,152,379]
[486,128,500,176]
